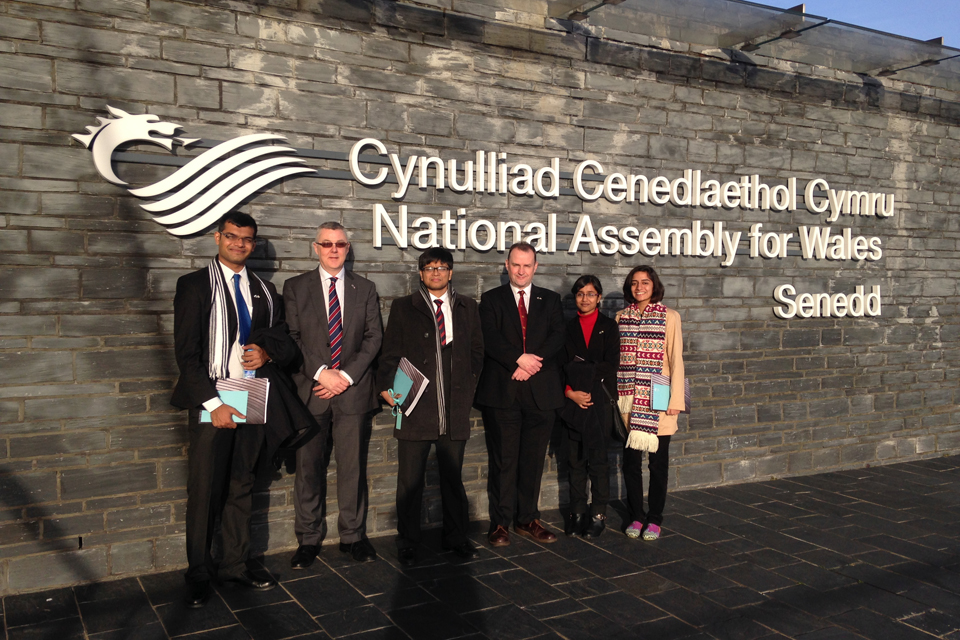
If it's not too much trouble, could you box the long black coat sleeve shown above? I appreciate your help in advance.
[172,271,218,410]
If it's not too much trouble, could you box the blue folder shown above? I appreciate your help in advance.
[390,368,414,430]
[200,390,249,423]
[651,381,671,412]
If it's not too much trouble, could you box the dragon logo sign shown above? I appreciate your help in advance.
[73,106,315,236]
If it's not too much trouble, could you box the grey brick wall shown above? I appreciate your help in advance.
[0,0,958,593]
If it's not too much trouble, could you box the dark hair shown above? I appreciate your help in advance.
[418,247,454,271]
[622,265,664,304]
[218,212,257,236]
[571,275,603,296]
[506,241,537,262]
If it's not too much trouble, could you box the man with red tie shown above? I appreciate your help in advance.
[283,221,382,564]
[476,242,566,546]
[377,248,484,566]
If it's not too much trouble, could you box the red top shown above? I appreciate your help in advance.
[578,308,598,348]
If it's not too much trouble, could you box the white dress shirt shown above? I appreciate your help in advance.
[429,290,454,345]
[315,266,353,385]
[510,284,532,309]
[203,261,254,412]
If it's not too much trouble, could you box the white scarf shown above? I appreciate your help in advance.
[207,258,273,380]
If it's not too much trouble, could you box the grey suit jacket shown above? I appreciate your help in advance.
[283,268,382,415]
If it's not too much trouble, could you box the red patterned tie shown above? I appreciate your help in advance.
[518,290,527,351]
[434,299,446,346]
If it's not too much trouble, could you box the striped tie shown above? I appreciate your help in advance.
[327,276,342,370]
[434,299,446,346]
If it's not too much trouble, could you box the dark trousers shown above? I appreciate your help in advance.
[294,409,369,545]
[561,428,610,517]
[185,410,264,584]
[622,435,671,526]
[396,432,469,550]
[483,383,555,529]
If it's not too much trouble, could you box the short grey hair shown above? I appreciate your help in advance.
[316,221,350,240]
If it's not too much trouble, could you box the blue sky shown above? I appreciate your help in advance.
[767,0,960,47]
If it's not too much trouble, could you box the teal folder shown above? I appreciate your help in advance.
[390,368,414,430]
[200,390,249,423]
[651,382,671,411]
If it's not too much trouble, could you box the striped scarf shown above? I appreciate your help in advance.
[617,302,667,451]
[206,258,273,380]
[418,283,454,436]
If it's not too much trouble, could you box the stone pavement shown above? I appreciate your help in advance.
[4,456,960,640]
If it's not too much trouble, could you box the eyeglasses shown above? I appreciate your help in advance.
[575,292,599,299]
[422,266,451,273]
[221,232,256,246]
[314,241,350,249]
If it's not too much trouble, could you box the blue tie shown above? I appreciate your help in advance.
[234,273,251,347]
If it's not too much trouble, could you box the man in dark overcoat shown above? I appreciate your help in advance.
[378,247,484,566]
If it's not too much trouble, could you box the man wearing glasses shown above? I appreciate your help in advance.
[377,248,484,566]
[171,212,282,607]
[283,221,383,564]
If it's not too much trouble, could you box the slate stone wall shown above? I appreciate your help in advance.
[0,0,958,593]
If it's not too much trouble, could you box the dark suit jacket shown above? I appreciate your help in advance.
[171,263,283,410]
[283,268,382,415]
[475,283,565,411]
[377,291,484,441]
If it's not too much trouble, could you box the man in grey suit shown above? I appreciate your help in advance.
[283,221,382,564]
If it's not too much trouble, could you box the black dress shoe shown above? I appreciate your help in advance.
[443,541,479,559]
[583,515,605,538]
[183,581,210,608]
[290,544,319,569]
[339,538,377,562]
[223,569,277,590]
[565,513,587,537]
[398,547,417,567]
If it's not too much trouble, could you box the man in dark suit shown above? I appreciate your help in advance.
[378,248,484,567]
[283,221,382,565]
[171,212,281,608]
[476,242,565,546]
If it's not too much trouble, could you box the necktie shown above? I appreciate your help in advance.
[327,276,342,370]
[233,274,251,347]
[518,290,527,350]
[434,299,446,346]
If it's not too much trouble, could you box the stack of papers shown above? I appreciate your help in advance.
[200,377,270,423]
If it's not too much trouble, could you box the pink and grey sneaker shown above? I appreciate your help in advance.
[642,523,661,540]
[625,521,644,539]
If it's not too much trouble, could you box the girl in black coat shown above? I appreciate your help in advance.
[560,275,620,538]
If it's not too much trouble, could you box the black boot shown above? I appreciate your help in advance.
[565,512,587,536]
[583,515,606,538]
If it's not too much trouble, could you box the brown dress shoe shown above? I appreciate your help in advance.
[488,525,511,547]
[515,519,557,543]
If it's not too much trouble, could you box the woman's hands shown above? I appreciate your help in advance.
[565,388,593,410]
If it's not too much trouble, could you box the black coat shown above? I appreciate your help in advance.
[377,291,484,441]
[475,284,566,411]
[560,312,620,450]
[171,263,316,460]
